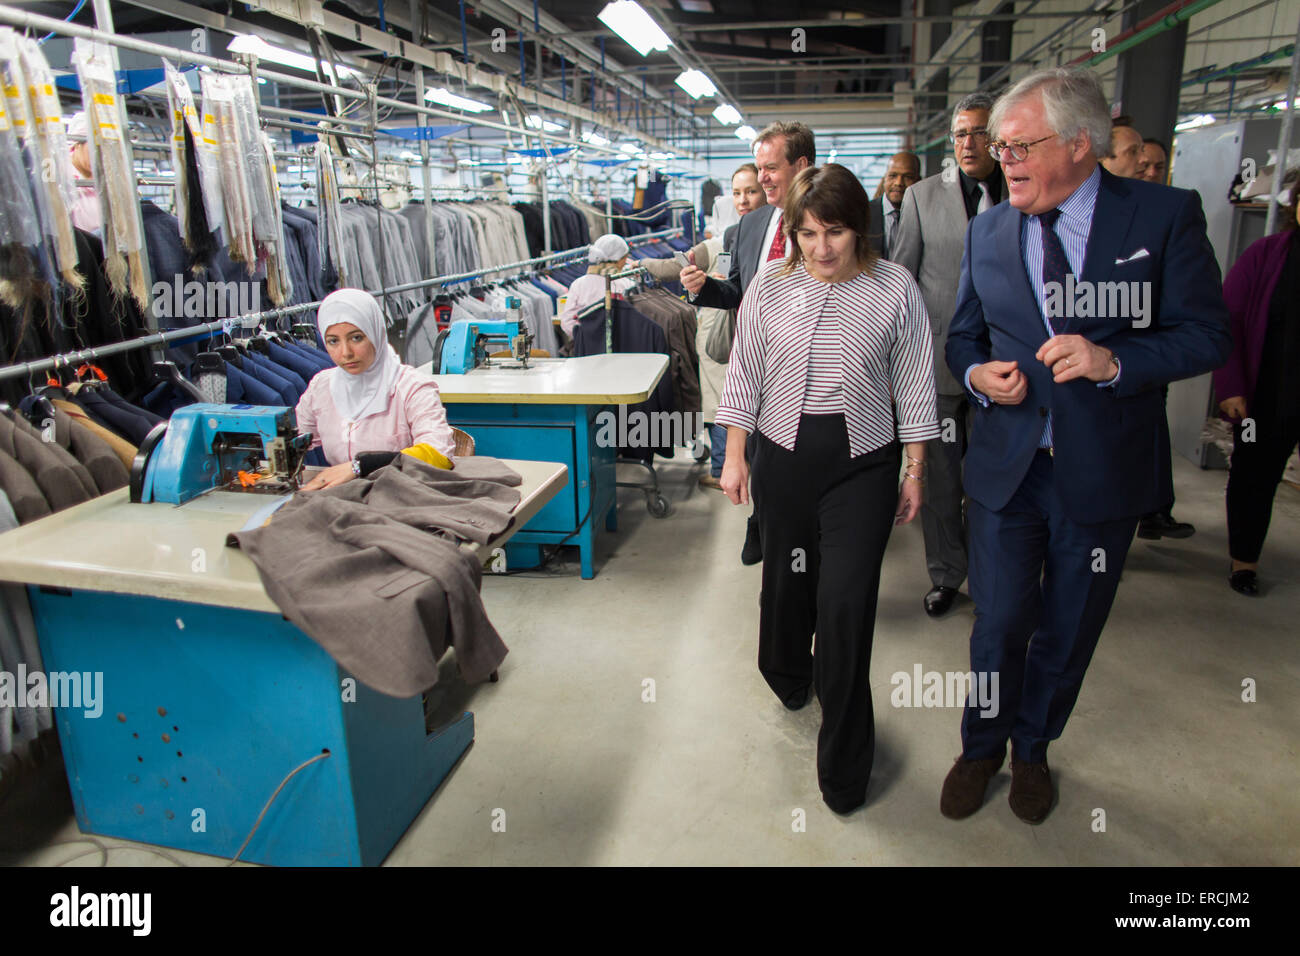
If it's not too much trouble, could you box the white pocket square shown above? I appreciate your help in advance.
[1115,248,1149,264]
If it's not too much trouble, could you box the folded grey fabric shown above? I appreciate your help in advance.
[229,454,522,697]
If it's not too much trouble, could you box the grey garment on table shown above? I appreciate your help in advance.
[890,171,974,396]
[228,454,523,698]
[48,406,129,494]
[0,414,96,512]
[0,488,53,756]
[921,392,973,590]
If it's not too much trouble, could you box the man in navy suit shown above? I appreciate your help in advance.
[940,68,1231,824]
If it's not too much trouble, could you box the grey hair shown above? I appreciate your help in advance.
[988,68,1112,160]
[951,92,996,132]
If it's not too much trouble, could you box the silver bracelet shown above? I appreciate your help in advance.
[351,458,362,477]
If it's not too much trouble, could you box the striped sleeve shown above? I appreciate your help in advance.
[890,270,941,442]
[714,265,767,434]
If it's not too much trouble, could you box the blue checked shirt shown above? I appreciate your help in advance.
[965,166,1118,448]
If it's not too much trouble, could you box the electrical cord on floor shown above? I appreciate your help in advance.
[227,750,333,866]
[0,836,192,868]
[484,499,595,577]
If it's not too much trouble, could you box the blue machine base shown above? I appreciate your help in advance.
[28,587,472,867]
[447,402,616,578]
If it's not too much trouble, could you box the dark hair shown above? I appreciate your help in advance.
[1282,169,1300,233]
[1143,137,1168,155]
[754,122,816,167]
[731,162,759,183]
[780,164,876,275]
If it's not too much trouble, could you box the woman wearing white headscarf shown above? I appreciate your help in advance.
[297,289,457,490]
[65,112,100,234]
[556,234,637,337]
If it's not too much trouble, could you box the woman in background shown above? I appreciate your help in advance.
[557,234,637,339]
[1214,173,1300,596]
[643,162,767,488]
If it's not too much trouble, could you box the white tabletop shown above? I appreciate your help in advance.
[418,354,668,405]
[0,459,568,615]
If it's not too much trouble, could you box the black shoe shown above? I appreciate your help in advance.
[1138,512,1195,540]
[740,520,762,566]
[1229,569,1259,596]
[924,586,958,617]
[822,788,866,815]
[782,685,811,711]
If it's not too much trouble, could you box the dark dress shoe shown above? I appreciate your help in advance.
[1009,759,1054,824]
[740,520,763,566]
[822,788,866,815]
[782,685,811,711]
[924,586,958,617]
[940,752,1005,819]
[1137,511,1196,540]
[1229,569,1259,596]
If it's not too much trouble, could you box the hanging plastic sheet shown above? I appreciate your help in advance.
[164,59,219,274]
[0,30,50,311]
[73,37,149,310]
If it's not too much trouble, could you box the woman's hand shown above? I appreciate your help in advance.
[300,463,357,492]
[895,476,922,525]
[720,453,750,506]
[1219,395,1247,420]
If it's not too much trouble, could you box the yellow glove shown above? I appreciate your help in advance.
[401,442,454,470]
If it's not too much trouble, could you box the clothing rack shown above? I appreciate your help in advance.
[0,228,684,383]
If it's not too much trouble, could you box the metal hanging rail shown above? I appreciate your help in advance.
[0,229,684,383]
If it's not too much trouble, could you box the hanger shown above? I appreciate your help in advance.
[152,361,207,402]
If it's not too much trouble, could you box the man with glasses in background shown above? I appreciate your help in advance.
[893,93,1005,619]
[940,68,1229,824]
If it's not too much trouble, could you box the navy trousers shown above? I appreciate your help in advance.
[962,450,1137,764]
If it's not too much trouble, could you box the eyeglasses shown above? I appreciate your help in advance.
[949,128,989,144]
[987,135,1055,162]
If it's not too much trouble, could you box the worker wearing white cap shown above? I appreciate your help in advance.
[65,111,100,234]
[556,234,636,337]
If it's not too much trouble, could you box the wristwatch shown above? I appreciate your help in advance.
[351,458,362,477]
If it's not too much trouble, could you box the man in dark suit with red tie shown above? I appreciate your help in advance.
[940,68,1231,824]
[681,121,815,566]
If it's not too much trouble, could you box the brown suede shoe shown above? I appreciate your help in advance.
[1009,759,1054,824]
[940,752,1005,819]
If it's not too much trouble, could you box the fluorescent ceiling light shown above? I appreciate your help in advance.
[674,69,716,100]
[597,1,673,57]
[678,0,714,11]
[228,35,358,79]
[712,103,741,125]
[735,125,757,141]
[828,149,838,163]
[619,142,641,154]
[425,87,493,113]
[1173,114,1215,131]
[649,151,676,161]
[526,114,565,132]
[582,130,611,146]
[458,159,481,166]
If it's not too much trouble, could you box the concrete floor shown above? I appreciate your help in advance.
[15,450,1300,866]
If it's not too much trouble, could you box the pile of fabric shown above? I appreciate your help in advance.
[229,454,523,697]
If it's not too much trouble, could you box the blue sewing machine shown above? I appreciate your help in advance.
[130,404,312,505]
[432,319,534,374]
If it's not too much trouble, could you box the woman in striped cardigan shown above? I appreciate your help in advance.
[716,163,939,815]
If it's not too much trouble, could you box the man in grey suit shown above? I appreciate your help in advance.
[682,121,815,566]
[892,92,1005,617]
[868,152,921,259]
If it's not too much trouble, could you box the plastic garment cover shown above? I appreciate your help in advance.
[73,38,149,310]
[315,140,348,286]
[164,59,219,274]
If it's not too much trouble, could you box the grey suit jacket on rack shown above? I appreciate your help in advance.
[891,171,973,396]
[688,203,779,311]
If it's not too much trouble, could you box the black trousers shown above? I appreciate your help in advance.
[1226,414,1300,563]
[751,415,900,805]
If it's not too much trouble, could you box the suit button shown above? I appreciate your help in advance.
[1039,407,1048,417]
